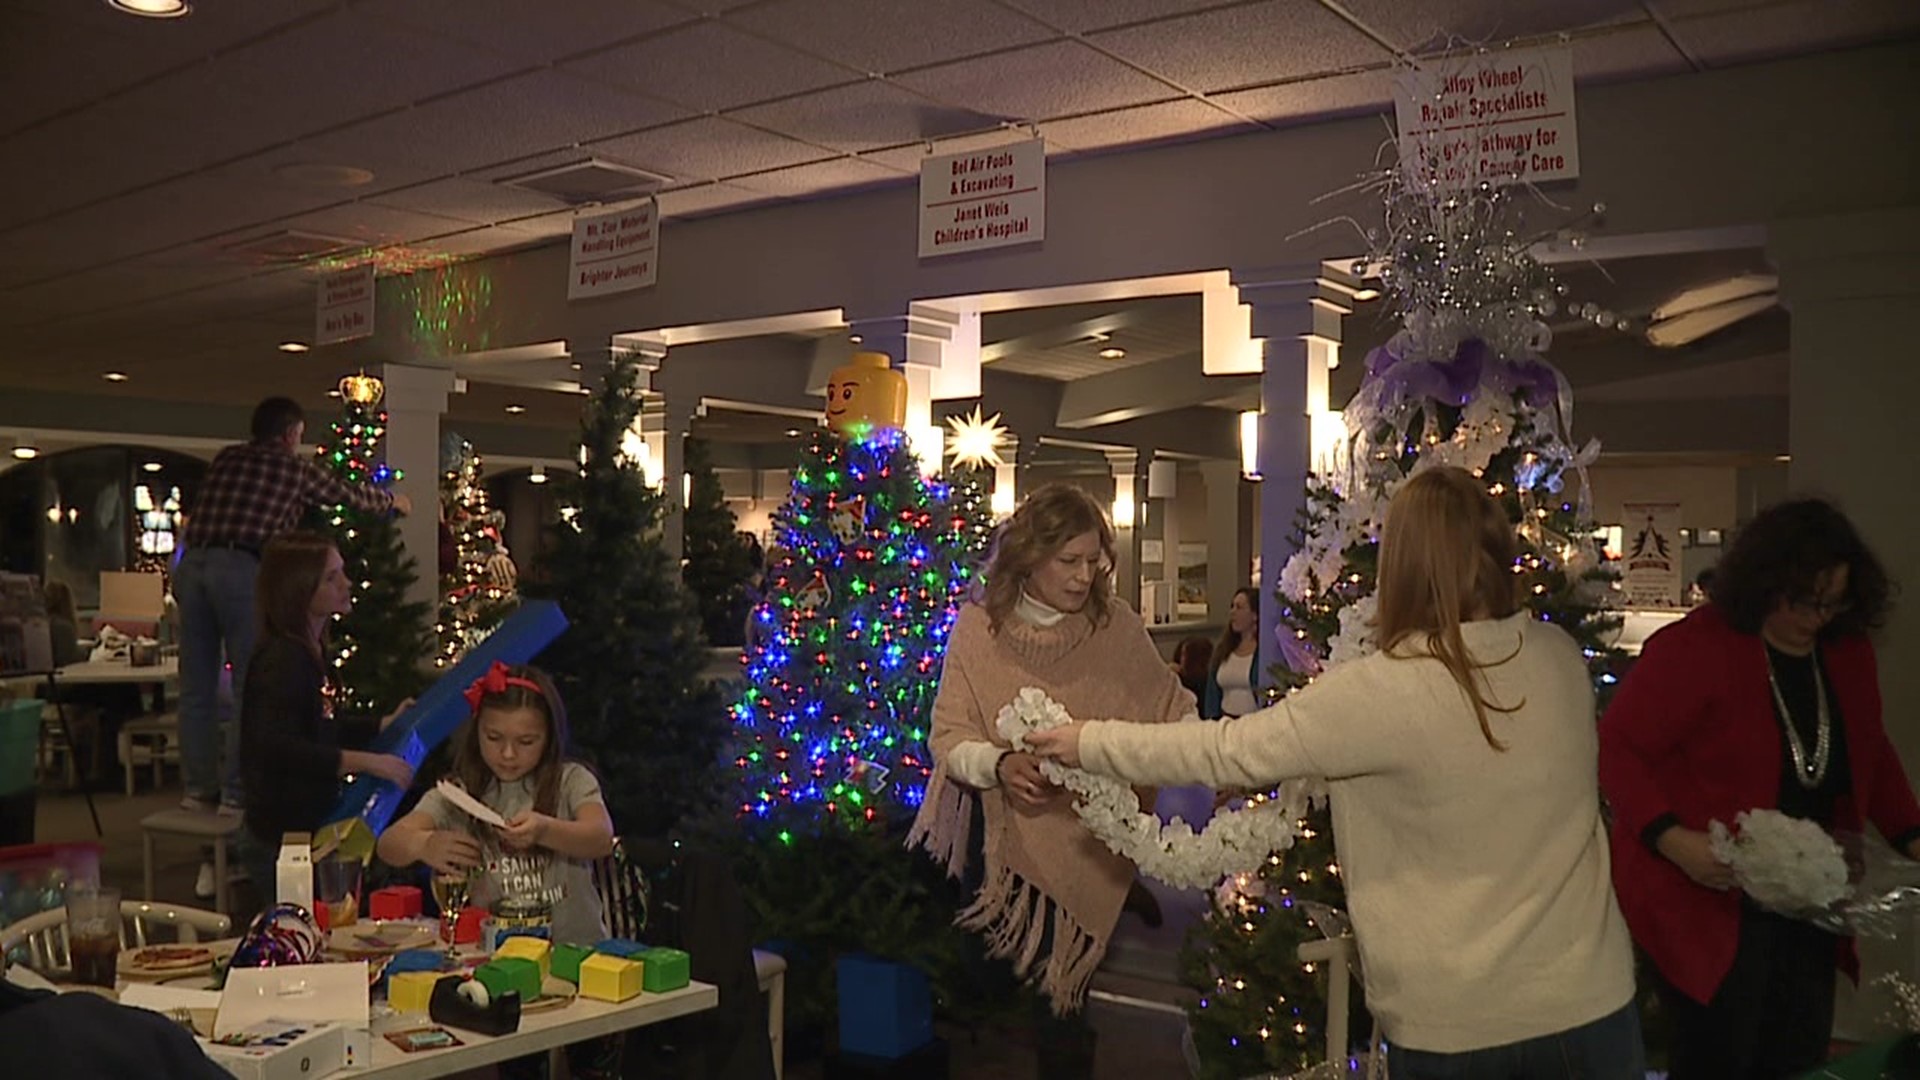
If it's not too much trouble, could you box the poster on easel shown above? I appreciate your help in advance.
[1622,502,1683,608]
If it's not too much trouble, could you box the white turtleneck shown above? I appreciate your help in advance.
[945,591,1071,787]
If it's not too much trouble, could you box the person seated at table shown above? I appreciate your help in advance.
[378,662,618,1080]
[42,579,143,782]
[236,532,414,903]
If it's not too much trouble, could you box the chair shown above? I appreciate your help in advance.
[1297,934,1385,1078]
[117,713,179,795]
[140,808,244,915]
[754,948,788,1080]
[591,835,651,941]
[1,900,231,974]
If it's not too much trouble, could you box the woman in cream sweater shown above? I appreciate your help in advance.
[907,482,1196,1078]
[1030,466,1641,1077]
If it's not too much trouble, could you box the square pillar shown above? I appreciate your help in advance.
[379,363,458,616]
[1199,459,1252,627]
[1105,449,1146,612]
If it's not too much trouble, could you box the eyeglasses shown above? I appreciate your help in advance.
[1789,595,1853,618]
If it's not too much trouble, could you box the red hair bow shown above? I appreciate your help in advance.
[463,661,541,712]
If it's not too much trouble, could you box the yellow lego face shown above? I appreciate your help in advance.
[825,351,906,436]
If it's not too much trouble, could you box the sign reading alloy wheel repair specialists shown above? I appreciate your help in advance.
[919,138,1045,258]
[315,264,374,346]
[1393,44,1580,189]
[569,199,657,300]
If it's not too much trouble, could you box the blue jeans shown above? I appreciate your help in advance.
[1388,1000,1646,1080]
[174,547,255,805]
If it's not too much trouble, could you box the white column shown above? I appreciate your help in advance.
[1234,266,1348,691]
[991,434,1022,520]
[1105,449,1145,612]
[1144,456,1179,624]
[379,363,458,616]
[1199,459,1251,626]
[848,305,982,473]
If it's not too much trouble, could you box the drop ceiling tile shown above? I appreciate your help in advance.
[1567,24,1692,82]
[294,71,692,192]
[862,128,1037,172]
[1210,69,1394,125]
[733,156,912,197]
[1332,0,1647,56]
[1669,0,1920,66]
[584,117,833,184]
[728,0,1057,73]
[368,178,575,226]
[1042,98,1257,152]
[561,21,860,113]
[418,227,549,259]
[994,0,1248,34]
[730,80,1001,152]
[370,0,696,63]
[1087,1,1391,93]
[657,183,775,218]
[893,40,1182,121]
[1643,0,1783,16]
[282,202,480,251]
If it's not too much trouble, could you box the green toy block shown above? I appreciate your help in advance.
[475,957,541,1004]
[551,943,595,985]
[639,947,691,992]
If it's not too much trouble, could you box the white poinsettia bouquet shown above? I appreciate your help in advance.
[995,687,1301,891]
[1708,809,1850,915]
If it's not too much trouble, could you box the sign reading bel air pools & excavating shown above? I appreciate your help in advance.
[919,138,1045,258]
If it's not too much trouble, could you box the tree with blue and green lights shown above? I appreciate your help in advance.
[732,427,986,833]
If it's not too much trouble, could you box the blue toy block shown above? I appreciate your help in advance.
[594,938,646,959]
[836,954,933,1061]
[323,600,567,833]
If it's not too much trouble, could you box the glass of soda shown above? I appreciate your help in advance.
[65,884,121,988]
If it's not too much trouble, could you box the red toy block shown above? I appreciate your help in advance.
[370,886,423,920]
[451,906,485,945]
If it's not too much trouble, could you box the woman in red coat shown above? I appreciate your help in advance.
[1600,497,1919,1077]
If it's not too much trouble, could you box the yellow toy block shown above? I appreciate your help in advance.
[578,954,644,1003]
[388,971,442,1014]
[493,936,552,983]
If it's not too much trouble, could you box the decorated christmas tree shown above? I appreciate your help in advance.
[434,433,517,668]
[1180,166,1623,1076]
[525,352,727,838]
[308,377,431,717]
[681,436,758,648]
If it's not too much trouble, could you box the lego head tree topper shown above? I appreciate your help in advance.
[825,351,907,438]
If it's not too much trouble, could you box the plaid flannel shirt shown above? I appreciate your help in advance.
[184,441,395,550]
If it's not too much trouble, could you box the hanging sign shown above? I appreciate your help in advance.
[568,199,657,300]
[918,138,1045,258]
[1393,45,1580,188]
[315,264,374,346]
[1621,502,1683,608]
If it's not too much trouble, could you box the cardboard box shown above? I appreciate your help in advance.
[387,971,441,1015]
[475,957,541,1005]
[202,1019,347,1080]
[493,936,551,982]
[578,954,643,1003]
[276,833,313,915]
[551,943,594,985]
[639,947,690,992]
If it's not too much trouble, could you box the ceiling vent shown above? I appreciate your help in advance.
[216,229,360,264]
[499,158,672,206]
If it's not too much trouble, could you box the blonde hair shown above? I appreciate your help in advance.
[979,483,1115,632]
[1374,466,1524,750]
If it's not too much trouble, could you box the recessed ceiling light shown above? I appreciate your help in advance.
[141,462,163,473]
[279,341,310,353]
[848,335,863,344]
[11,447,38,461]
[505,405,527,415]
[326,389,342,398]
[785,428,802,438]
[528,466,548,485]
[1098,347,1126,360]
[103,371,130,382]
[105,0,191,17]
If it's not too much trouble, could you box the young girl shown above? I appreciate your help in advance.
[377,662,616,1078]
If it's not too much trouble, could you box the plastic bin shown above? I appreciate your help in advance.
[0,841,103,965]
[0,698,39,795]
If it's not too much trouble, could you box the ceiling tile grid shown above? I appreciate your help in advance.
[992,0,1254,35]
[1086,1,1394,93]
[656,182,776,219]
[582,117,836,186]
[1209,68,1394,126]
[861,126,1039,172]
[560,20,862,113]
[733,156,912,197]
[1564,24,1694,82]
[892,40,1184,121]
[367,0,697,65]
[728,79,1002,152]
[1040,98,1258,153]
[1331,0,1647,56]
[728,0,1059,73]
[1667,0,1920,67]
[367,178,577,228]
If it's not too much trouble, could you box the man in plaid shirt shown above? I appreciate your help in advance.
[176,397,412,817]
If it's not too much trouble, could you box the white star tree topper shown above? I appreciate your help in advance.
[944,406,1009,471]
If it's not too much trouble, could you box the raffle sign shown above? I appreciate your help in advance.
[918,138,1045,258]
[1393,45,1580,188]
[569,199,658,300]
[1621,502,1683,608]
[315,265,374,346]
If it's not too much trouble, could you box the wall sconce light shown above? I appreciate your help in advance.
[1112,486,1136,529]
[1239,411,1260,480]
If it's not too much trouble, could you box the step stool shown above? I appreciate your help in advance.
[140,808,244,915]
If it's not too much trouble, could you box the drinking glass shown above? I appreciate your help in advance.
[65,884,121,988]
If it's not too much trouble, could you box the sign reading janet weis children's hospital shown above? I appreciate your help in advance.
[919,139,1046,258]
[1394,45,1580,189]
[569,199,657,300]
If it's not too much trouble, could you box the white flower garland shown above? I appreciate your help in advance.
[1709,809,1850,914]
[994,688,1302,890]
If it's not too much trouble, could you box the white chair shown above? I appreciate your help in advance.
[117,713,179,795]
[1297,934,1385,1078]
[1,900,231,974]
[140,808,244,914]
[755,948,787,1080]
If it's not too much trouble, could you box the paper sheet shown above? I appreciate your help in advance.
[434,780,506,828]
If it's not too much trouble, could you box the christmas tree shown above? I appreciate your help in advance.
[434,434,517,669]
[680,437,757,648]
[525,352,727,838]
[1181,168,1622,1077]
[308,381,432,717]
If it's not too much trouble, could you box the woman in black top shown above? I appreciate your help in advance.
[237,532,413,903]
